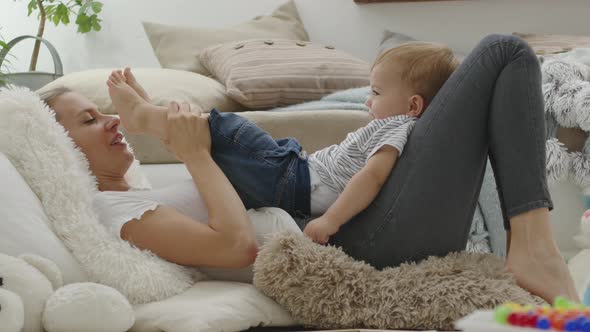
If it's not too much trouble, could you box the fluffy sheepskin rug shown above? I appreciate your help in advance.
[0,86,204,304]
[253,232,542,331]
[542,58,590,185]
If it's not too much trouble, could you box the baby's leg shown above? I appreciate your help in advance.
[123,67,150,102]
[208,109,309,217]
[109,69,150,102]
[107,73,167,140]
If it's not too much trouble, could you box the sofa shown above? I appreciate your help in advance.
[3,0,590,330]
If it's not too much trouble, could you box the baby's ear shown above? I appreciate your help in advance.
[408,95,425,117]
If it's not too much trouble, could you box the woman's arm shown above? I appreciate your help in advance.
[119,149,258,269]
[121,205,257,268]
[120,102,258,268]
[164,103,257,251]
[183,150,257,250]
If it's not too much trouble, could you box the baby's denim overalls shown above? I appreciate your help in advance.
[208,109,311,219]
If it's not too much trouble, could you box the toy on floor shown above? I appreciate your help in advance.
[0,253,135,332]
[494,297,590,331]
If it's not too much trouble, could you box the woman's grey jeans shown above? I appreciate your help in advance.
[328,34,553,269]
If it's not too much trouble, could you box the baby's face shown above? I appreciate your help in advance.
[366,62,418,120]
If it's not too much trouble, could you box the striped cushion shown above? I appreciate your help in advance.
[200,39,370,110]
[514,33,590,55]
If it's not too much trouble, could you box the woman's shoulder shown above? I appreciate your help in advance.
[92,188,162,238]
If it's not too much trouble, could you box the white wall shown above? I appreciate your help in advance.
[1,0,589,74]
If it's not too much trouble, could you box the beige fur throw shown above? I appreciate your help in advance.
[253,232,542,330]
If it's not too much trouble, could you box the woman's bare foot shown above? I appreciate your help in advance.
[506,209,580,303]
[107,73,167,140]
[123,67,151,102]
[507,243,579,303]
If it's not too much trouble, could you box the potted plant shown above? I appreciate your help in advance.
[0,28,11,86]
[0,0,104,90]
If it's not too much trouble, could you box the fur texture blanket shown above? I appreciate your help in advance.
[253,232,542,330]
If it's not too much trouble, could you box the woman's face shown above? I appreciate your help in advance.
[50,92,134,179]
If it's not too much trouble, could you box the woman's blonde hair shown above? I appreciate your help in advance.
[374,41,460,107]
[38,86,72,121]
[38,86,72,107]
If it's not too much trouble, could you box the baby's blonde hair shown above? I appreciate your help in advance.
[374,41,460,107]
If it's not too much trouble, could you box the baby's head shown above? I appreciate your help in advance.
[366,41,459,119]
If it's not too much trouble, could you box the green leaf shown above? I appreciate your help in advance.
[0,41,7,49]
[61,12,70,24]
[52,12,61,25]
[90,1,103,14]
[45,5,56,17]
[76,13,91,33]
[92,19,101,32]
[54,3,70,25]
[27,0,37,16]
[79,2,90,14]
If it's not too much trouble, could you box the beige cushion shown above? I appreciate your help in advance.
[200,39,370,109]
[513,32,590,55]
[125,110,372,164]
[143,0,309,76]
[39,68,244,114]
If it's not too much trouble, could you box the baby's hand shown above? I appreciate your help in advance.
[303,216,340,245]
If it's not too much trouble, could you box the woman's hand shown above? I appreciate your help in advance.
[164,102,211,162]
[303,216,340,245]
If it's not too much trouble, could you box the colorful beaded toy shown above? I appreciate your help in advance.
[495,297,590,331]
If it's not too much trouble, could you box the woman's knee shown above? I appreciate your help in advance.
[480,34,522,47]
[475,34,537,65]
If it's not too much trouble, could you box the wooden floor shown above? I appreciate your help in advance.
[245,328,439,332]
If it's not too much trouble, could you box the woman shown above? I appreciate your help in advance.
[43,34,578,303]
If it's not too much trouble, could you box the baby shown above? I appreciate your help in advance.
[107,41,459,244]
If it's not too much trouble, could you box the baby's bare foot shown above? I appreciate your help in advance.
[107,74,167,139]
[123,67,151,102]
[506,242,580,304]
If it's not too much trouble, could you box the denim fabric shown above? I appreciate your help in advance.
[327,34,553,269]
[208,109,311,219]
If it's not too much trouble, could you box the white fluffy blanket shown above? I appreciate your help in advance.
[0,86,205,304]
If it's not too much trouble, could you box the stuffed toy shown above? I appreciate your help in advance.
[0,253,135,332]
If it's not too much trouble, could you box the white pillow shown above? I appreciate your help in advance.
[132,281,295,332]
[132,208,298,332]
[0,152,88,284]
[39,68,244,115]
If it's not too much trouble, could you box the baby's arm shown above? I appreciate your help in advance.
[322,145,399,228]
